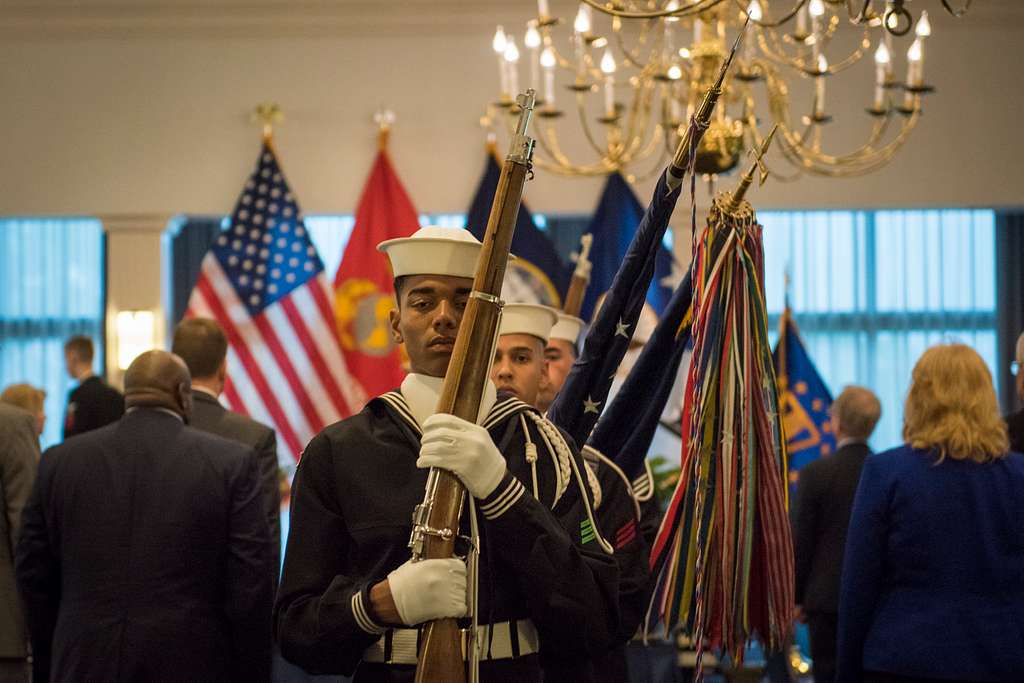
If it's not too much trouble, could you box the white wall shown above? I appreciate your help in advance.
[1,1,1019,368]
[1,1,1021,219]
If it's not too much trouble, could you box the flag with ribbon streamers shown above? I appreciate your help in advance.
[186,140,364,463]
[649,190,793,662]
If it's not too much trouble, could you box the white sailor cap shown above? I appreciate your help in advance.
[499,303,559,344]
[377,227,483,279]
[549,313,584,345]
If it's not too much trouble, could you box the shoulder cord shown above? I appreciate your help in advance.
[522,411,570,508]
[631,458,655,503]
[583,445,642,522]
[526,412,614,555]
[518,413,541,500]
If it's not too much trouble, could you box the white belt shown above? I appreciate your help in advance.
[363,619,539,665]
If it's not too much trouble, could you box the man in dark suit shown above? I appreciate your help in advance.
[16,350,273,683]
[172,317,281,582]
[62,335,125,438]
[0,404,39,683]
[792,385,881,683]
[1007,332,1024,453]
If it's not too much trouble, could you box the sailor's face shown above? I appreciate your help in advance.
[536,338,576,411]
[390,275,473,377]
[491,333,548,406]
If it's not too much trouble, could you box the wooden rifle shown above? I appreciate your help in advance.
[409,90,536,683]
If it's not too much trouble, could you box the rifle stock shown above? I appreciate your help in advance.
[412,92,536,683]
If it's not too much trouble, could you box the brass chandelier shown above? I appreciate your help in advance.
[483,1,972,181]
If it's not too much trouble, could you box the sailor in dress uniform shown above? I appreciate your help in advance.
[274,227,619,682]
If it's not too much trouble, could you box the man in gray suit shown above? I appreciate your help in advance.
[172,318,282,582]
[0,404,38,683]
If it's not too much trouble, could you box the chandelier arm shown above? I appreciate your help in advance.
[754,14,867,75]
[580,0,728,21]
[538,30,603,82]
[620,77,661,158]
[774,110,920,174]
[729,0,809,29]
[612,17,658,70]
[760,63,899,163]
[573,91,627,160]
[532,120,620,176]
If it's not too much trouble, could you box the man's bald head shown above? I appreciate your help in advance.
[831,385,881,442]
[124,350,193,420]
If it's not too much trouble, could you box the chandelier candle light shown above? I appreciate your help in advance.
[484,2,963,181]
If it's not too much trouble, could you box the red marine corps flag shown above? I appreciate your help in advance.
[333,116,420,398]
[186,129,365,462]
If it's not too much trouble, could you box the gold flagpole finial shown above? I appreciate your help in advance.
[374,108,396,150]
[726,124,777,213]
[252,102,283,143]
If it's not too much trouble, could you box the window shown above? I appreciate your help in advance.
[0,218,106,448]
[761,209,998,451]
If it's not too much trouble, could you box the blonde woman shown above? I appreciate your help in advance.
[836,344,1024,683]
[0,384,46,437]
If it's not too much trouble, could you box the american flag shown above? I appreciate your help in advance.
[186,141,366,462]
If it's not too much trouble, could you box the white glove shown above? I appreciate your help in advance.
[387,558,468,626]
[417,413,507,499]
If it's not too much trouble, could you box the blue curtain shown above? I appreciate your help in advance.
[166,215,224,326]
[760,209,998,452]
[0,218,105,449]
[996,212,1024,414]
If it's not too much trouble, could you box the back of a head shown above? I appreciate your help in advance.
[1,383,46,415]
[833,385,881,442]
[903,343,1009,463]
[124,350,192,418]
[172,318,228,380]
[1017,331,1024,368]
[64,335,94,364]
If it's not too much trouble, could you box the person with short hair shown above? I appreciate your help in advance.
[16,350,273,682]
[275,228,619,682]
[491,304,652,683]
[792,385,881,683]
[0,384,46,437]
[536,314,583,414]
[172,317,281,583]
[836,344,1024,683]
[1006,331,1024,453]
[491,303,559,407]
[0,403,39,683]
[62,335,124,439]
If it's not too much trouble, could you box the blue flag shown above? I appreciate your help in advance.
[547,172,681,449]
[581,172,675,320]
[466,151,571,307]
[587,268,693,480]
[772,313,836,487]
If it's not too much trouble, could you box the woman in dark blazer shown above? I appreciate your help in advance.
[836,343,1024,683]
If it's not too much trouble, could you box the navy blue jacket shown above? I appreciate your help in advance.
[16,409,274,682]
[836,445,1024,682]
